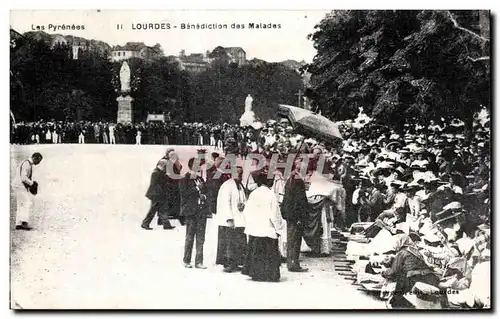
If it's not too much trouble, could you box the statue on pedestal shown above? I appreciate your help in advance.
[117,61,133,123]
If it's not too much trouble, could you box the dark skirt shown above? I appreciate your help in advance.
[303,198,324,254]
[216,227,229,265]
[216,226,247,267]
[242,236,281,282]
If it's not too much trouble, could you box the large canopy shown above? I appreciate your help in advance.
[278,104,343,141]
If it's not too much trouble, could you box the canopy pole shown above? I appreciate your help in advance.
[294,136,306,163]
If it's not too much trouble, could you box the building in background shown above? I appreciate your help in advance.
[16,30,252,70]
[48,35,111,59]
[177,50,210,73]
[223,47,246,65]
[110,42,164,62]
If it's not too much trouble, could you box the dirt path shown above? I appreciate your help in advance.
[10,144,384,309]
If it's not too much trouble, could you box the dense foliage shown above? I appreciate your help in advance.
[10,34,303,124]
[306,10,490,134]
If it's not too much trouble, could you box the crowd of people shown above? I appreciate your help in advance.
[12,112,491,309]
[133,112,490,309]
[11,120,275,150]
[336,119,491,309]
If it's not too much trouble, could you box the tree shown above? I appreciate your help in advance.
[117,57,189,122]
[190,61,303,123]
[208,46,231,68]
[152,43,164,56]
[306,10,490,135]
[11,33,116,122]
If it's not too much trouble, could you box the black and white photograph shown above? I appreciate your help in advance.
[8,8,491,310]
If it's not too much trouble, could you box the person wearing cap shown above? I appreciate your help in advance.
[433,202,466,243]
[12,152,43,230]
[141,159,175,230]
[180,157,209,269]
[216,162,247,273]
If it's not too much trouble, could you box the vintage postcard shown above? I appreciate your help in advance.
[9,9,490,310]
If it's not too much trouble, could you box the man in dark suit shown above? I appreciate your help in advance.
[281,160,310,272]
[164,151,184,225]
[180,157,209,269]
[206,153,231,215]
[141,159,175,230]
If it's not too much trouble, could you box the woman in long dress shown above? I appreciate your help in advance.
[242,170,286,282]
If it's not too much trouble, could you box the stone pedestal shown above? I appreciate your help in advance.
[117,95,133,123]
[239,111,255,127]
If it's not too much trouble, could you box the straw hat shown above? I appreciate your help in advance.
[433,202,465,225]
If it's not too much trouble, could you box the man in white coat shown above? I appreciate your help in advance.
[216,163,248,273]
[12,152,43,230]
[109,124,116,144]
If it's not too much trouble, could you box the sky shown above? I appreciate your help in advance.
[10,10,331,62]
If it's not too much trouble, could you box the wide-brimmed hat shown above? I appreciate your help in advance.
[395,166,406,175]
[420,232,442,246]
[402,182,423,192]
[433,202,465,225]
[425,177,446,184]
[410,164,425,171]
[376,161,394,169]
[390,180,405,188]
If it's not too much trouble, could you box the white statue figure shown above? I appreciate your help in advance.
[240,94,256,127]
[119,61,131,92]
[245,94,253,112]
